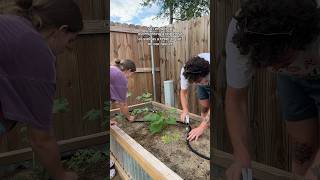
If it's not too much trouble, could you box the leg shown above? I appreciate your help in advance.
[277,75,319,175]
[27,126,78,180]
[286,118,318,176]
[199,99,209,117]
[197,85,210,117]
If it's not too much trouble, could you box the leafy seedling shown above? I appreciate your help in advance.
[52,98,69,114]
[161,132,180,144]
[131,107,149,116]
[115,113,126,121]
[144,109,177,134]
[83,109,101,121]
[136,92,153,102]
[66,149,107,172]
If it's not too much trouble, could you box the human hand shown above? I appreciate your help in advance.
[187,122,208,141]
[180,110,189,123]
[127,115,135,122]
[226,154,251,180]
[110,120,117,126]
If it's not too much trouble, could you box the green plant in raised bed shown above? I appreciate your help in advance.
[66,149,107,172]
[130,107,149,116]
[144,109,177,134]
[161,131,180,144]
[136,92,152,102]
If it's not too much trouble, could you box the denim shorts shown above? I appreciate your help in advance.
[277,74,320,121]
[197,85,211,100]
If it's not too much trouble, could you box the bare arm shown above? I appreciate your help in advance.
[117,102,130,118]
[225,86,251,166]
[180,89,189,112]
[180,89,189,121]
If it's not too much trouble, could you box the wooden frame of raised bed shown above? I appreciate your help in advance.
[213,148,304,180]
[110,101,205,180]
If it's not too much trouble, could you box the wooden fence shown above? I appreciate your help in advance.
[0,0,108,153]
[213,0,291,171]
[109,16,210,115]
[110,23,161,105]
[159,16,210,114]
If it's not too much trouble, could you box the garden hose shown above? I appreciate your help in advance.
[178,121,210,160]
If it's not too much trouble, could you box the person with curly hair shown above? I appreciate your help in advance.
[225,0,320,179]
[180,53,210,141]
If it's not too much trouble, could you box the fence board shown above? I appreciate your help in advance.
[0,0,107,153]
[159,16,210,115]
[109,24,161,105]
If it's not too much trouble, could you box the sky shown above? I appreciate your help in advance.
[110,0,169,27]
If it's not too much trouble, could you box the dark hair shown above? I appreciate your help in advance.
[183,56,209,83]
[232,0,320,67]
[114,59,136,72]
[1,0,83,32]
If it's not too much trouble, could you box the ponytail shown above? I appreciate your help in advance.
[1,0,83,32]
[114,59,136,72]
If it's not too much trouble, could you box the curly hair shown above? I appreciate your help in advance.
[232,0,320,67]
[183,56,209,83]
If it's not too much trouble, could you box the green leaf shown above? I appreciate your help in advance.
[127,92,132,98]
[161,134,171,144]
[144,113,160,122]
[166,117,177,125]
[52,98,69,114]
[150,119,164,134]
[136,92,153,102]
[83,109,101,121]
[115,114,125,121]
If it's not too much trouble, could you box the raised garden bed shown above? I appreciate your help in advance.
[110,101,210,180]
[212,149,303,180]
[0,133,108,180]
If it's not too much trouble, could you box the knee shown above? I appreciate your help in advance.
[201,106,209,114]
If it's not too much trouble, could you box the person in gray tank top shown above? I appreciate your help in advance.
[225,0,320,179]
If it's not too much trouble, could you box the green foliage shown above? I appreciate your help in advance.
[52,98,69,114]
[161,131,180,144]
[115,113,126,121]
[131,107,149,116]
[141,0,209,23]
[82,100,110,129]
[66,149,107,172]
[144,109,177,134]
[136,92,152,102]
[127,92,132,98]
[83,109,101,121]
